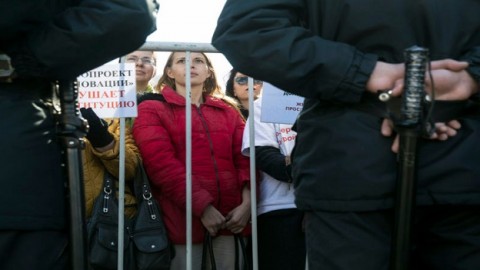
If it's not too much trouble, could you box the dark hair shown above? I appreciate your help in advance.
[225,68,238,102]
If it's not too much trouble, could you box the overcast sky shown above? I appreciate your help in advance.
[147,0,233,86]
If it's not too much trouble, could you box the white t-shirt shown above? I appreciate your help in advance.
[242,97,297,215]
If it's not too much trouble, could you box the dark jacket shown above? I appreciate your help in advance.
[0,0,155,230]
[212,0,480,211]
[0,0,156,80]
[133,87,251,244]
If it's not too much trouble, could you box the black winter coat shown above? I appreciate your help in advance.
[0,0,156,80]
[213,0,480,211]
[0,0,155,230]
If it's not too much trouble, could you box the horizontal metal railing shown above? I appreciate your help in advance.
[141,41,218,53]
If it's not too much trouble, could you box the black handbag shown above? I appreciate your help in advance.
[87,172,129,270]
[87,162,172,270]
[131,162,172,270]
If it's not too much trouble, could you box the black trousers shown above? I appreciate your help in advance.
[0,230,68,270]
[257,208,306,270]
[305,205,480,270]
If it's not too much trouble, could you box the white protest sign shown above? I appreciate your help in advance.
[77,63,137,118]
[260,82,304,124]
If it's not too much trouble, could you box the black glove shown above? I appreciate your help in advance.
[80,107,114,148]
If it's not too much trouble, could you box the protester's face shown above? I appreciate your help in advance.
[233,72,262,101]
[167,52,211,87]
[126,51,156,85]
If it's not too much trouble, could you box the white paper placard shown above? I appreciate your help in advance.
[77,63,137,118]
[260,82,304,124]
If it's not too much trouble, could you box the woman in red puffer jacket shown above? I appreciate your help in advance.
[133,51,252,270]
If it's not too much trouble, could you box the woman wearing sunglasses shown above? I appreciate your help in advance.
[226,69,263,119]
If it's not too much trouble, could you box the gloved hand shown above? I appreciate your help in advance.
[80,107,114,148]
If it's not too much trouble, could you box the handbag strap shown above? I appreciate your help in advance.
[234,234,250,270]
[133,160,152,199]
[87,169,117,241]
[101,170,114,214]
[200,233,248,270]
[201,231,217,270]
[133,160,162,220]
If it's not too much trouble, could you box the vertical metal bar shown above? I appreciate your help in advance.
[116,58,128,270]
[185,51,193,270]
[117,117,126,270]
[248,77,259,270]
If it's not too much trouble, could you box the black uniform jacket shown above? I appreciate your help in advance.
[0,0,155,230]
[213,0,480,212]
[0,0,156,80]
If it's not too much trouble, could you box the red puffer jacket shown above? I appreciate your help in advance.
[133,86,251,244]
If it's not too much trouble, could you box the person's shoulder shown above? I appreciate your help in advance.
[137,92,166,105]
[205,95,233,110]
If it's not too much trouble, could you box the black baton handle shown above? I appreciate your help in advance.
[390,46,429,270]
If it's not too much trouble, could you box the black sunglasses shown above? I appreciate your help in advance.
[234,76,263,85]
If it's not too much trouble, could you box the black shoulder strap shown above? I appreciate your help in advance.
[137,93,166,105]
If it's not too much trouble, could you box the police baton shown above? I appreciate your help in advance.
[388,46,430,270]
[57,80,88,270]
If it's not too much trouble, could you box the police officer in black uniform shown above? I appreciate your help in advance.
[213,0,480,269]
[0,1,156,269]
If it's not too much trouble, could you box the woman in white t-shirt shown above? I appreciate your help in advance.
[242,96,306,270]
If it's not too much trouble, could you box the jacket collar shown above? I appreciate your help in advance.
[162,86,229,110]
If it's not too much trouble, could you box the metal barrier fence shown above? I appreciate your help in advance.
[125,41,260,270]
